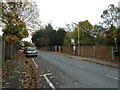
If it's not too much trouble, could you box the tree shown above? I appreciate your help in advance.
[48,30,57,46]
[63,23,76,45]
[94,24,104,36]
[48,27,66,46]
[101,4,120,46]
[0,0,39,43]
[32,24,54,47]
[32,29,49,47]
[73,20,94,45]
[56,28,66,46]
[32,24,66,47]
[101,4,120,60]
[101,4,120,28]
[64,31,74,43]
[63,39,71,45]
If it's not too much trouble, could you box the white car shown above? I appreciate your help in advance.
[25,47,38,57]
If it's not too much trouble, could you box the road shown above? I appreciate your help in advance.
[33,50,119,88]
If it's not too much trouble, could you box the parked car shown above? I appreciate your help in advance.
[23,47,29,54]
[19,47,25,52]
[25,47,38,57]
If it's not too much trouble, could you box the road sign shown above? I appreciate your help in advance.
[71,39,75,44]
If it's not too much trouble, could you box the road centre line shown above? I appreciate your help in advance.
[75,64,85,68]
[106,75,119,80]
[61,60,85,69]
[32,58,38,68]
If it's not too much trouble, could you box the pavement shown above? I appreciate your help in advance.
[1,51,42,89]
[52,52,120,69]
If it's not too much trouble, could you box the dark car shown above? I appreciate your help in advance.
[25,47,37,57]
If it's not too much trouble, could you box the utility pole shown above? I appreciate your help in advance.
[74,23,80,56]
[77,25,80,56]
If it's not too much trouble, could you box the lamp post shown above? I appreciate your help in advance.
[77,25,80,56]
[114,37,117,50]
[74,23,80,56]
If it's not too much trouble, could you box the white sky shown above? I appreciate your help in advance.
[0,0,119,42]
[36,0,119,28]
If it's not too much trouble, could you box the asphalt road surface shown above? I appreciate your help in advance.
[33,50,119,88]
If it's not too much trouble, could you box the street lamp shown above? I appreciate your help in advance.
[114,37,118,50]
[74,23,80,56]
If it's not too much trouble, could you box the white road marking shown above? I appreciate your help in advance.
[106,75,119,80]
[32,58,38,68]
[31,58,55,89]
[41,73,56,90]
[75,64,85,68]
[45,73,52,76]
[61,60,85,69]
[40,73,52,77]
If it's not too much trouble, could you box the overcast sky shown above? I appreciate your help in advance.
[0,0,119,42]
[36,0,119,28]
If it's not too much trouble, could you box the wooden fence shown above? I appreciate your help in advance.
[38,45,120,60]
[62,45,113,60]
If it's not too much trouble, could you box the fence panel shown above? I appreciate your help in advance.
[62,45,73,55]
[95,45,112,60]
[39,46,50,51]
[80,46,95,57]
[0,36,2,67]
[0,36,18,63]
[38,45,114,60]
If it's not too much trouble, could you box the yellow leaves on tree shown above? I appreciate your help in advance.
[18,28,28,38]
[3,35,20,43]
[78,20,93,33]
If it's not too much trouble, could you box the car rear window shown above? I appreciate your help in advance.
[27,48,36,51]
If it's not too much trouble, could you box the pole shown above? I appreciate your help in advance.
[74,23,80,56]
[78,25,80,56]
[115,37,117,50]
